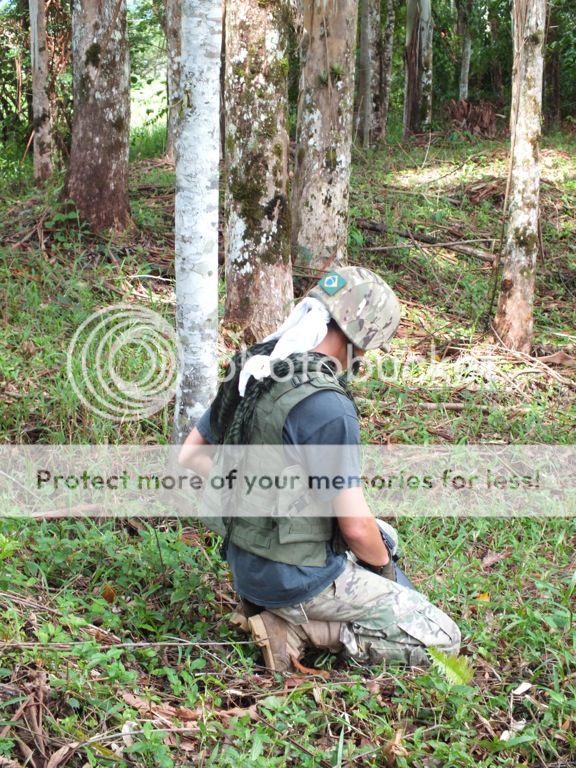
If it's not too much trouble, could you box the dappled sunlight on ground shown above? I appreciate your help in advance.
[387,147,576,191]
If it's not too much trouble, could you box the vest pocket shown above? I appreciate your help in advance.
[230,517,277,552]
[277,517,332,544]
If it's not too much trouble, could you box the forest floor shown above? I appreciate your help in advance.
[0,130,575,767]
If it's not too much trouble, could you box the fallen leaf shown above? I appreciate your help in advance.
[382,729,409,766]
[45,743,80,768]
[164,733,197,751]
[537,351,576,367]
[512,682,532,696]
[173,706,205,722]
[121,691,202,721]
[102,585,116,604]
[218,705,258,721]
[82,625,121,645]
[482,549,512,570]
[560,717,573,732]
[290,655,330,679]
[181,529,201,545]
[21,341,36,357]
[475,592,491,602]
[475,711,497,738]
[121,720,138,747]
[0,756,26,768]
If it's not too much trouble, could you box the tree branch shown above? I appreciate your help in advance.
[357,218,496,262]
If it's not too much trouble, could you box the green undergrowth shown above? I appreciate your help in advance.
[0,516,573,766]
[0,132,575,766]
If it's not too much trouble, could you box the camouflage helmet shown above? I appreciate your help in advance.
[308,266,401,350]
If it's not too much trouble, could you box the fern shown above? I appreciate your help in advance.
[428,648,474,686]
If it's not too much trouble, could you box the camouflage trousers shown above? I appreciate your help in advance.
[268,559,461,667]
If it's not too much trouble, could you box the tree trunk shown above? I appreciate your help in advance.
[173,0,222,442]
[543,8,561,133]
[494,0,546,354]
[403,0,433,135]
[356,0,372,148]
[459,32,471,100]
[356,0,382,147]
[403,0,420,136]
[28,0,52,183]
[420,0,433,129]
[489,13,503,101]
[291,0,358,270]
[165,0,181,162]
[67,0,131,230]
[368,0,383,141]
[457,0,472,101]
[379,0,395,139]
[223,0,294,342]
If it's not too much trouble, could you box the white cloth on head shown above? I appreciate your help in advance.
[238,297,331,396]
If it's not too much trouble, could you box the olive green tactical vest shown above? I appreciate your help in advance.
[201,364,349,567]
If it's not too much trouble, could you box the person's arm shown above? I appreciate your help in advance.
[178,426,214,477]
[333,486,390,566]
[284,392,389,566]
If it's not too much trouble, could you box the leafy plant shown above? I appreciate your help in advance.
[428,648,474,686]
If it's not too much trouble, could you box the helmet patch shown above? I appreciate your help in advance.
[308,266,401,349]
[319,271,347,296]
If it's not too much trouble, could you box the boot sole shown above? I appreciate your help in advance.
[247,614,277,671]
[230,611,250,634]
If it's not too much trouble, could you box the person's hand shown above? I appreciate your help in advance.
[375,519,398,558]
[356,519,399,581]
[334,488,390,566]
[356,557,396,581]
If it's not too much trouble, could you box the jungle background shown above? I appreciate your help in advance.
[0,0,575,765]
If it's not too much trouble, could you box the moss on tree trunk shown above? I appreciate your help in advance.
[67,0,131,230]
[494,0,546,353]
[223,0,294,342]
[291,0,358,270]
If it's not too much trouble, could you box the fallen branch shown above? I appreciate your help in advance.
[357,218,496,263]
[0,639,251,650]
[416,402,492,413]
[490,324,576,391]
[377,185,461,205]
[0,756,26,768]
[356,398,528,416]
[362,238,495,255]
[30,504,104,520]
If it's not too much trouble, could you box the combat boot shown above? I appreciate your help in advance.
[229,598,262,634]
[248,611,343,672]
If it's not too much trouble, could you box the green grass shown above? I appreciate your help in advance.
[0,130,575,766]
[130,122,169,161]
[0,516,573,766]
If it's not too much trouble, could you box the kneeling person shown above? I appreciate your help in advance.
[179,267,461,671]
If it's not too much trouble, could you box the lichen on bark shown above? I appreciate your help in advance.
[291,0,359,269]
[223,0,294,341]
[494,0,546,353]
[29,0,53,184]
[173,0,221,441]
[67,0,131,230]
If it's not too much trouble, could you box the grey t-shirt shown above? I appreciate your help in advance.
[197,390,360,607]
